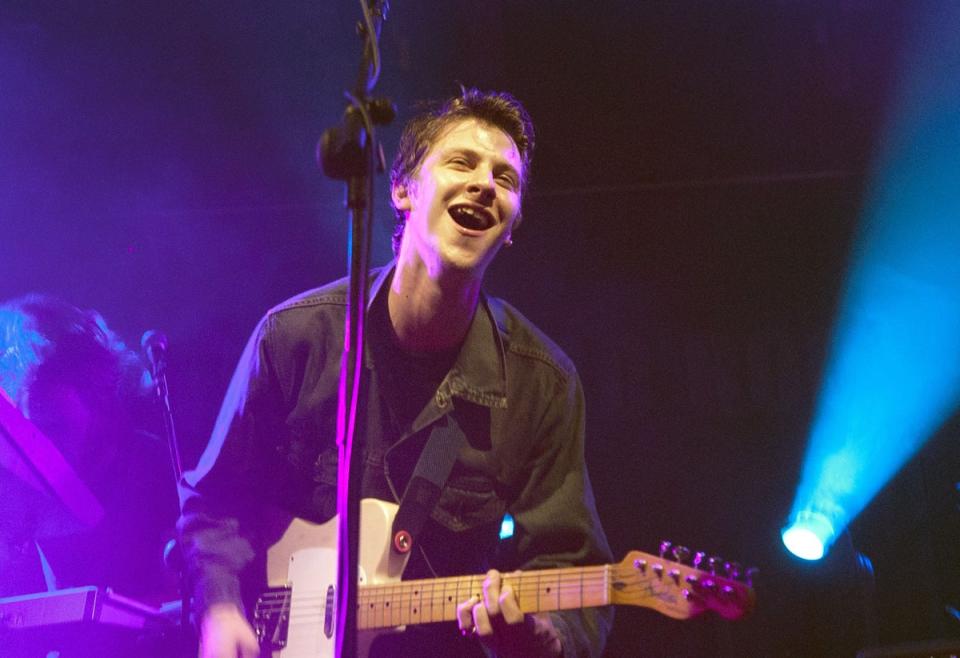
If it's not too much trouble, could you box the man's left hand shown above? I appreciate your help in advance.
[456,569,563,658]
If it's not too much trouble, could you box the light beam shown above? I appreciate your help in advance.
[785,0,960,559]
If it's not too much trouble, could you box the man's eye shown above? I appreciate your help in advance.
[497,174,518,188]
[449,157,470,167]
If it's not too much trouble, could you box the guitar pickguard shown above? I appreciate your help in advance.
[261,499,410,657]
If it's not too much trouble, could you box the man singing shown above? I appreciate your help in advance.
[179,88,613,657]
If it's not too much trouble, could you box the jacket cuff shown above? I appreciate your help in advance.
[192,565,245,619]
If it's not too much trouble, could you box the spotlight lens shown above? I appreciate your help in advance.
[782,526,825,560]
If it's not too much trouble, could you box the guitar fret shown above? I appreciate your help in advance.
[356,566,612,630]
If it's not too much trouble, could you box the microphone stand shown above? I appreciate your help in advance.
[318,3,394,657]
[141,330,191,653]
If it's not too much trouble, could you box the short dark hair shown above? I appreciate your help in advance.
[389,88,536,255]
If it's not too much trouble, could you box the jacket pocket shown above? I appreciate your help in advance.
[432,473,506,533]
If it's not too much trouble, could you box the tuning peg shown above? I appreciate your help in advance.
[693,551,707,569]
[671,545,691,564]
[745,567,760,587]
[707,556,724,575]
[659,540,673,558]
[724,561,742,579]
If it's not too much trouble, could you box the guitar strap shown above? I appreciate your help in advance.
[390,413,467,555]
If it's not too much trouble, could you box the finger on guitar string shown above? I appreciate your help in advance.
[497,580,524,625]
[472,596,494,637]
[457,594,480,636]
[482,569,524,626]
[482,569,504,621]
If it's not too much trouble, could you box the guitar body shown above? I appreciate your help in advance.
[261,498,409,658]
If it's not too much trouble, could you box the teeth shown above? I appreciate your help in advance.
[451,206,491,229]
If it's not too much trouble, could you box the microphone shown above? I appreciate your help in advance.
[140,329,169,376]
[140,329,184,484]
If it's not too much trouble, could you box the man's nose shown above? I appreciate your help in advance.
[466,168,496,202]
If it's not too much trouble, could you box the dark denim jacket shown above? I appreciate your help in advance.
[178,264,614,657]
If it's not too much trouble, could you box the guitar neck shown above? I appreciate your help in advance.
[357,564,610,630]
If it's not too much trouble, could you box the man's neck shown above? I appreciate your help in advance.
[388,252,482,353]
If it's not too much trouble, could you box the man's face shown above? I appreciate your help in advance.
[392,118,523,276]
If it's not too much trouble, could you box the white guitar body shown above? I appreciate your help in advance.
[263,498,409,658]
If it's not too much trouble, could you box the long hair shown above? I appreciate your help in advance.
[0,294,148,417]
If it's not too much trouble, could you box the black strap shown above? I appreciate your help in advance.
[391,413,467,554]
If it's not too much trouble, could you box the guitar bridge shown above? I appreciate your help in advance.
[253,586,291,650]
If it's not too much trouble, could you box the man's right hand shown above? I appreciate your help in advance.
[199,602,260,658]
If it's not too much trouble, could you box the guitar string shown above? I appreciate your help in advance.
[256,568,613,610]
[270,583,699,629]
[255,570,740,608]
[260,584,613,618]
[256,574,745,631]
[255,568,646,621]
[257,580,725,624]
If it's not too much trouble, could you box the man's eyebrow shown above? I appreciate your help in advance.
[441,147,479,158]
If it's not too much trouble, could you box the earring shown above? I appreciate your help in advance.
[504,235,514,247]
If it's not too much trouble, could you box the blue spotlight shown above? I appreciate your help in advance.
[782,511,835,561]
[785,0,960,560]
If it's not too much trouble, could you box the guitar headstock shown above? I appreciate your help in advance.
[609,546,755,621]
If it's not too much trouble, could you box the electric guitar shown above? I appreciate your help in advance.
[254,499,754,657]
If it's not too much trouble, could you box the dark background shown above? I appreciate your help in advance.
[2,1,958,655]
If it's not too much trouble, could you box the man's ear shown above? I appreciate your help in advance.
[391,183,411,211]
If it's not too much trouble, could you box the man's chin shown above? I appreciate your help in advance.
[438,243,497,277]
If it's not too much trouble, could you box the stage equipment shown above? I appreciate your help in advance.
[0,387,104,530]
[141,329,183,484]
[0,587,176,656]
[141,329,191,637]
[782,510,834,561]
[316,2,395,657]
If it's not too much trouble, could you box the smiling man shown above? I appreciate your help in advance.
[179,89,613,658]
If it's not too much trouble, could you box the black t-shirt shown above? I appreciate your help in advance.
[366,287,458,435]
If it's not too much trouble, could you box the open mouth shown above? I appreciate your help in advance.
[449,205,495,231]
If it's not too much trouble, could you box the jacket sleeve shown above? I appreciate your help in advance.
[177,314,285,616]
[507,368,615,658]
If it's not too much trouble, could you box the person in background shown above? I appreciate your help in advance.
[0,294,177,603]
